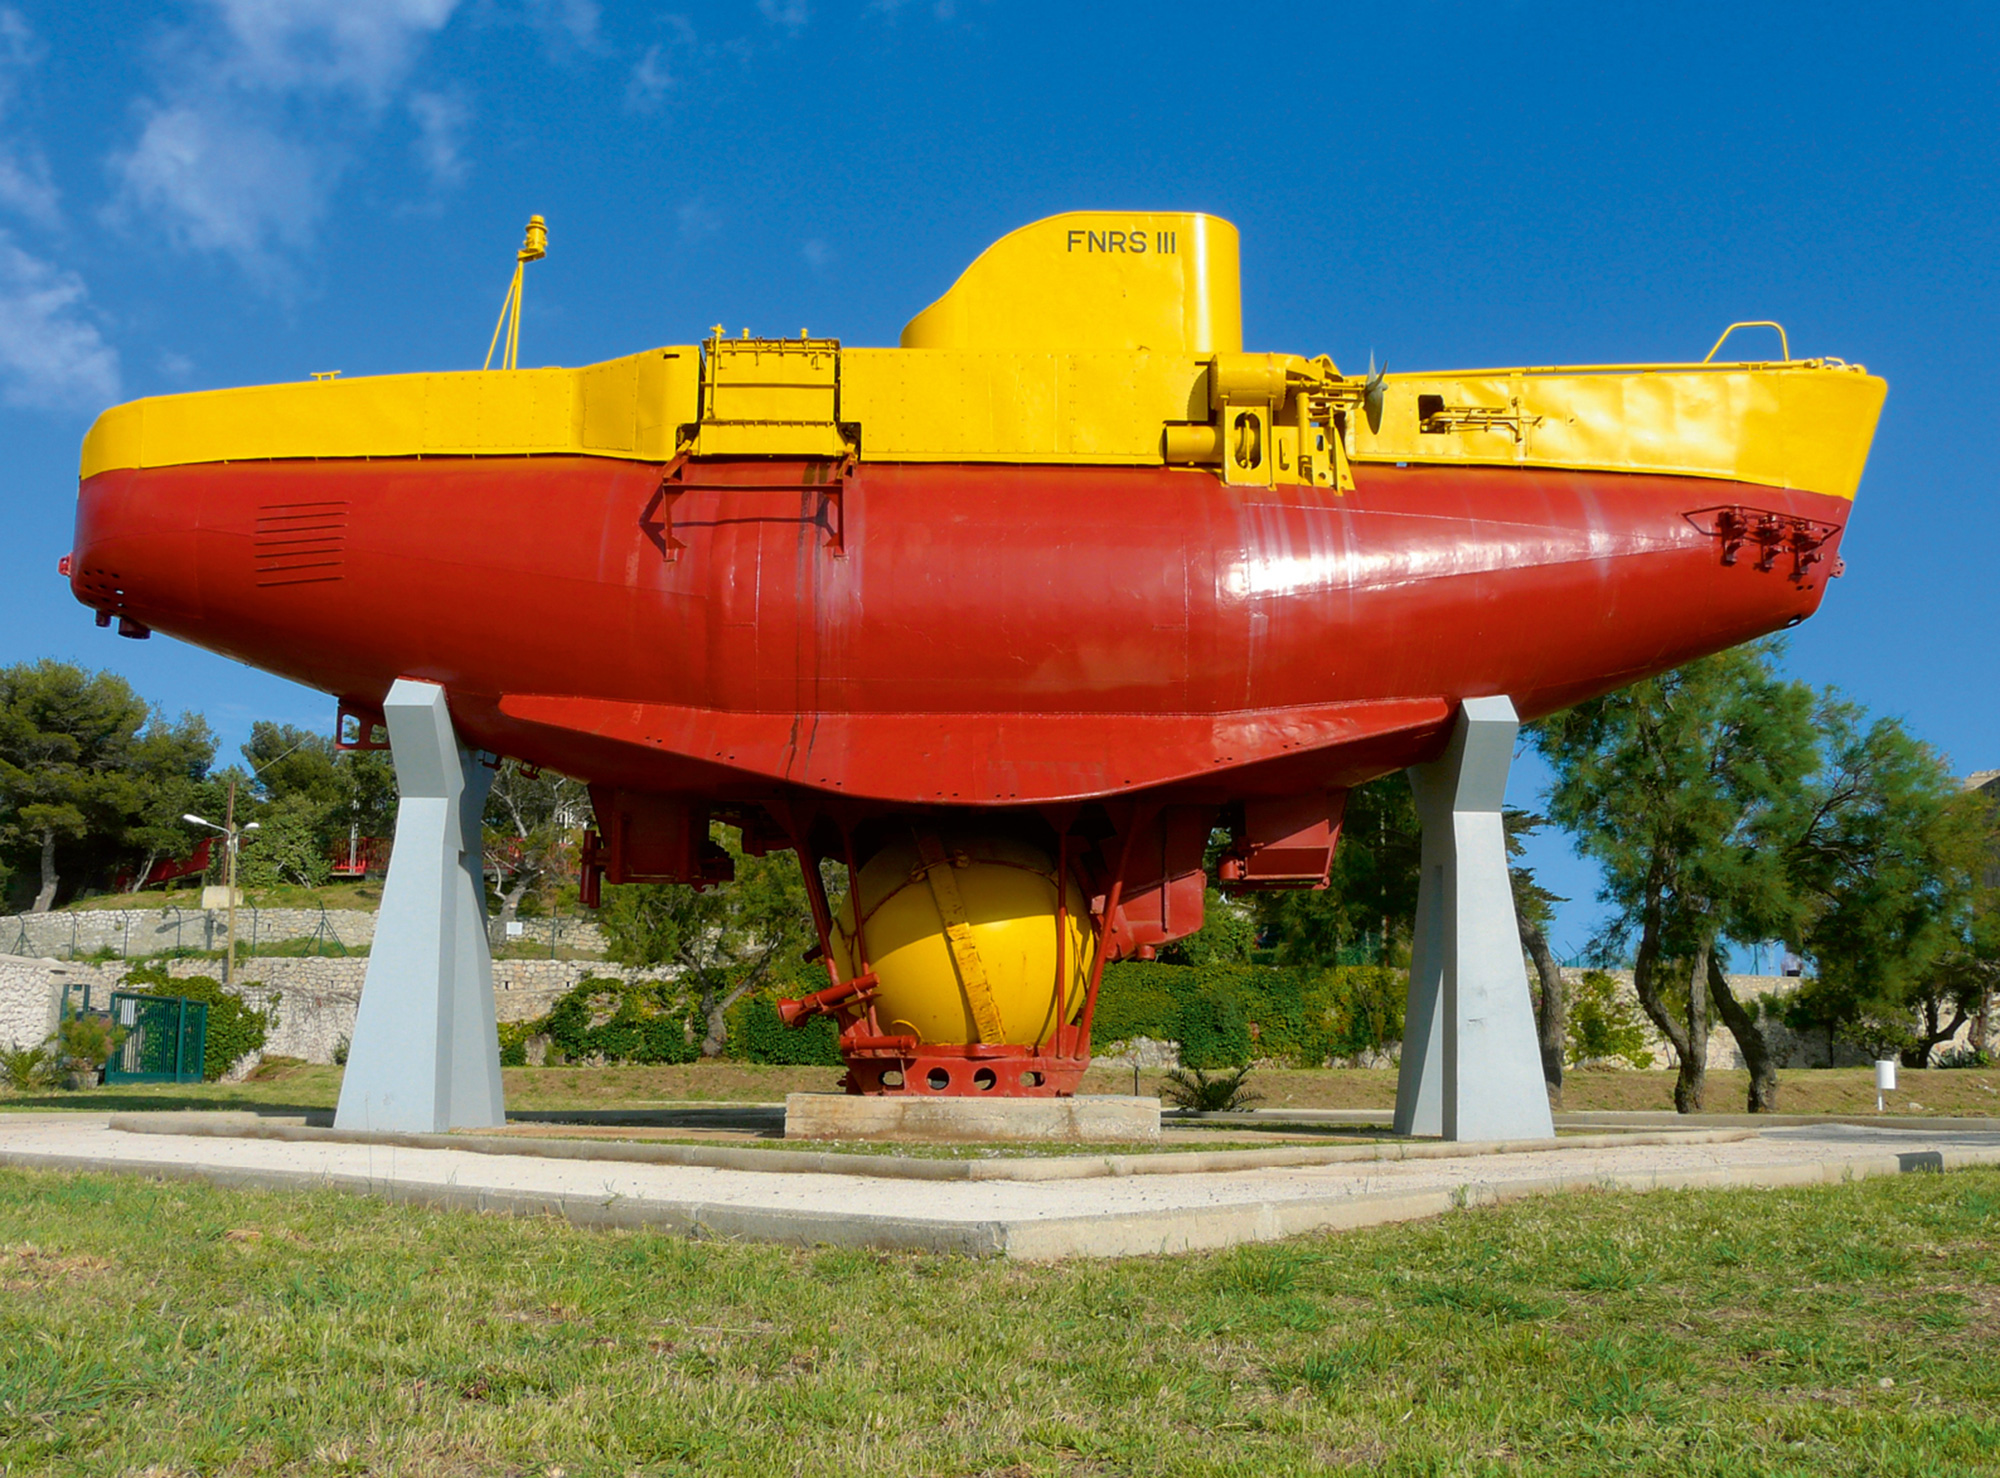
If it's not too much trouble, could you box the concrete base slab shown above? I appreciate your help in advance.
[3,1115,1997,1260]
[784,1092,1160,1143]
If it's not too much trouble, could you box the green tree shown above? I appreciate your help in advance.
[0,661,218,910]
[236,722,396,884]
[1506,808,1569,1101]
[1533,642,1819,1113]
[1785,702,1985,1067]
[483,761,588,932]
[119,715,223,893]
[1564,969,1654,1069]
[1158,887,1256,967]
[597,829,816,1057]
[1247,776,1421,967]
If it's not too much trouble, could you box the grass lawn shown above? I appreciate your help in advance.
[5,1060,1996,1121]
[0,1163,1994,1474]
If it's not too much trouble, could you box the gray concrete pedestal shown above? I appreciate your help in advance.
[786,1093,1162,1143]
[333,679,505,1133]
[1392,695,1555,1143]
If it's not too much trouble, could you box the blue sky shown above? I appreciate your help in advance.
[0,0,1993,948]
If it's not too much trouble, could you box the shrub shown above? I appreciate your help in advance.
[495,1022,534,1067]
[728,995,844,1066]
[1160,1064,1262,1112]
[56,1015,128,1076]
[1565,970,1653,1069]
[1935,1042,1992,1069]
[1,1041,56,1090]
[123,964,272,1081]
[531,977,699,1066]
[1095,961,1407,1068]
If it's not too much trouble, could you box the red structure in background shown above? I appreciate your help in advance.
[328,834,390,879]
[114,837,214,893]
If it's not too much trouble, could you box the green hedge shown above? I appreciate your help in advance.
[122,964,272,1081]
[1094,961,1406,1069]
[533,977,700,1066]
[728,995,845,1066]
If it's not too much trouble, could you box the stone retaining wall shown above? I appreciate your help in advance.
[1,952,1983,1077]
[1567,969,1983,1071]
[0,954,678,1068]
[0,906,606,960]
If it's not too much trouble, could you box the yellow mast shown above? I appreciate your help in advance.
[483,214,547,371]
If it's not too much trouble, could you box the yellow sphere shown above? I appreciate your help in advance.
[836,830,1090,1049]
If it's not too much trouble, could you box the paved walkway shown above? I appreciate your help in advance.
[2,1113,1995,1260]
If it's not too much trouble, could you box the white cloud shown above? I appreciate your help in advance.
[865,0,965,19]
[198,0,460,103]
[0,233,119,410]
[523,0,600,51]
[408,90,469,187]
[113,103,328,260]
[110,0,463,270]
[758,0,809,34]
[625,16,698,113]
[626,43,674,112]
[0,147,56,228]
[0,6,58,228]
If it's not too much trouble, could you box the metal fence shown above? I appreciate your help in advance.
[105,992,208,1084]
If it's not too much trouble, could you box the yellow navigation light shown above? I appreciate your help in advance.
[484,214,548,372]
[900,211,1241,356]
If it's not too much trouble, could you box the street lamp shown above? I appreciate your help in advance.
[184,784,260,987]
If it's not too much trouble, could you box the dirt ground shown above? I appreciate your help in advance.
[490,1061,2000,1118]
[15,1058,1993,1120]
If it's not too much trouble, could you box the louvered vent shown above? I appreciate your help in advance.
[254,501,347,586]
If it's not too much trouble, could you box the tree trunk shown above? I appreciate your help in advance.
[32,829,58,913]
[1672,942,1710,1113]
[490,877,531,947]
[1903,998,1970,1070]
[1630,904,1697,1110]
[1707,952,1779,1112]
[1521,916,1565,1104]
[127,849,160,895]
[702,1000,729,1058]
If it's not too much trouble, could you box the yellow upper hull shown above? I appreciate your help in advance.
[79,210,1885,503]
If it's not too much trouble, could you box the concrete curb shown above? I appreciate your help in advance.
[104,1112,1757,1183]
[988,1142,2000,1258]
[0,1149,1010,1254]
[1176,1108,2000,1132]
[8,1136,1997,1260]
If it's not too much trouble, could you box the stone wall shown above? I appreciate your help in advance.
[0,906,606,960]
[1564,968,1984,1071]
[0,953,677,1068]
[3,950,1985,1078]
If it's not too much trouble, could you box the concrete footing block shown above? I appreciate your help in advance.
[785,1093,1161,1143]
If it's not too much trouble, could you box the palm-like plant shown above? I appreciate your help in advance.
[1159,1063,1262,1113]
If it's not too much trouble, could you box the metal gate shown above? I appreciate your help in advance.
[105,993,208,1084]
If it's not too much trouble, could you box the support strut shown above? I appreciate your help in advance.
[1392,695,1555,1143]
[333,678,505,1132]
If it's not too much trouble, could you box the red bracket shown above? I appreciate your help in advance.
[1687,506,1841,584]
[335,700,391,751]
[642,455,857,563]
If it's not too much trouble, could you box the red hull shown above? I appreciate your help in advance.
[70,456,1847,806]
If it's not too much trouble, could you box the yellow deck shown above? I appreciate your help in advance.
[79,211,1885,502]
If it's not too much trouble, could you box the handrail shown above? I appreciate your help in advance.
[1702,321,1790,365]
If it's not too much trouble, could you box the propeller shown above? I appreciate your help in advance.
[1363,352,1388,435]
